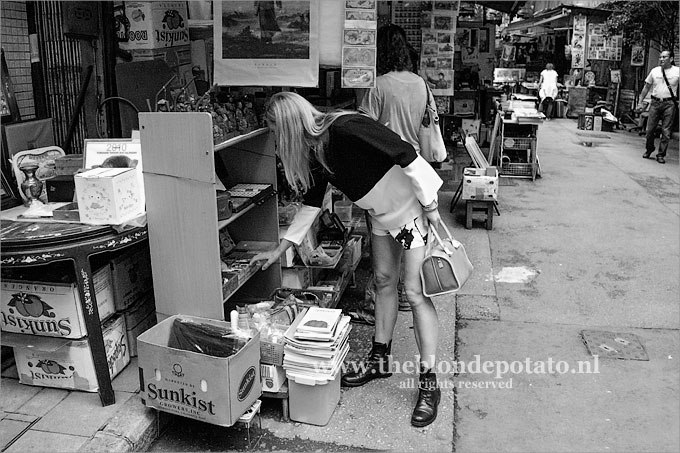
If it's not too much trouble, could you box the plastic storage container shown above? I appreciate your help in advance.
[288,371,341,426]
[334,199,353,223]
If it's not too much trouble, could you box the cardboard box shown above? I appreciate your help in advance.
[462,167,499,201]
[453,99,475,116]
[281,268,312,289]
[138,315,261,427]
[110,246,154,311]
[75,167,144,225]
[118,1,190,50]
[122,293,156,357]
[128,46,195,92]
[127,310,157,358]
[1,266,115,339]
[260,364,286,393]
[46,175,76,202]
[7,314,130,392]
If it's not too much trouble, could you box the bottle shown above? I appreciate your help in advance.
[237,305,249,331]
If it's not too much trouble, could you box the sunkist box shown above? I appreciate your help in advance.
[462,167,499,201]
[118,1,190,51]
[6,314,130,392]
[1,266,115,339]
[138,315,261,427]
[75,167,145,225]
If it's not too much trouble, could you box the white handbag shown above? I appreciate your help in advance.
[418,82,448,163]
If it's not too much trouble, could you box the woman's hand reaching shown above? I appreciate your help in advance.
[249,250,280,271]
[249,239,294,271]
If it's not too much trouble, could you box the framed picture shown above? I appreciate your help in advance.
[1,49,20,123]
[631,45,645,66]
[213,1,319,87]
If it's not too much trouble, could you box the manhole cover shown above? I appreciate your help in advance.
[581,330,649,361]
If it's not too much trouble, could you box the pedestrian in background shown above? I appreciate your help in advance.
[538,62,559,119]
[637,50,679,164]
[356,25,425,312]
[252,92,444,427]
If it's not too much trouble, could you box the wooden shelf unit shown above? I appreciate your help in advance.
[139,113,281,321]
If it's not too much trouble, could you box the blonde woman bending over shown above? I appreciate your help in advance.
[251,92,444,427]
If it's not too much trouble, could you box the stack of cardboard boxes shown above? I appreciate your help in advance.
[1,245,156,392]
[1,264,128,392]
[116,1,193,92]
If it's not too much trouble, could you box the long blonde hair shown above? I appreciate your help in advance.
[266,92,353,193]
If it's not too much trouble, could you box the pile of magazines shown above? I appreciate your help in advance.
[282,307,351,383]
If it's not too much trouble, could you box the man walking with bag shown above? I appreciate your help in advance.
[637,50,679,164]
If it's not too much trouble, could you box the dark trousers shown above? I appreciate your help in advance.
[645,98,676,157]
[541,97,554,118]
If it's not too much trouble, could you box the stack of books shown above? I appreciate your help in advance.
[282,306,351,382]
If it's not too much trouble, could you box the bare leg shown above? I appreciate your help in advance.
[371,233,402,345]
[402,245,439,369]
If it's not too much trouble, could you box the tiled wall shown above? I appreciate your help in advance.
[1,1,35,120]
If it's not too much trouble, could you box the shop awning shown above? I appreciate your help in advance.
[481,1,527,16]
[503,4,613,34]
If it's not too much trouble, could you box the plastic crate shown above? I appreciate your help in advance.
[502,136,535,150]
[501,162,534,177]
[261,339,284,366]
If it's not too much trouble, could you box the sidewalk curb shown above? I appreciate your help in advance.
[78,395,160,452]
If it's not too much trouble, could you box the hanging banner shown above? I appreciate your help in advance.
[341,0,377,89]
[420,0,457,96]
[587,23,622,61]
[571,15,586,69]
[213,1,319,87]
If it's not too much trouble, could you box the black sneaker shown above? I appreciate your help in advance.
[657,156,666,164]
[643,152,653,159]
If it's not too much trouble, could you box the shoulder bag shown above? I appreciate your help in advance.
[420,222,473,297]
[418,81,448,163]
[661,68,679,109]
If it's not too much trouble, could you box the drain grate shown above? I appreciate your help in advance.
[581,330,649,361]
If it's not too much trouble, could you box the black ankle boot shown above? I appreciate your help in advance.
[341,338,392,387]
[411,369,441,427]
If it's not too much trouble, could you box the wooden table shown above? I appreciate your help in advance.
[1,219,148,406]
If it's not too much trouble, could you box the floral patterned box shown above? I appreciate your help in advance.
[75,167,144,225]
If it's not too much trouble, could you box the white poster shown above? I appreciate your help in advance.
[213,1,319,87]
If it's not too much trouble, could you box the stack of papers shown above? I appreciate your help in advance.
[283,307,352,383]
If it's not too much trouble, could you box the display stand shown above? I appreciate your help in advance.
[0,218,148,406]
[139,113,281,321]
[499,117,541,181]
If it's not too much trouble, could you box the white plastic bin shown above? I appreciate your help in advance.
[287,371,340,426]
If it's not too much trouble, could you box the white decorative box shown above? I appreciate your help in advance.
[75,167,144,225]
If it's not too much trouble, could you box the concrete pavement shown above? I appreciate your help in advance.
[1,117,679,452]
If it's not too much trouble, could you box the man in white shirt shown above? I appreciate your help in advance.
[637,50,679,164]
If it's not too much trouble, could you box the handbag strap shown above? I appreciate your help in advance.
[422,79,432,126]
[428,222,461,256]
[661,68,678,105]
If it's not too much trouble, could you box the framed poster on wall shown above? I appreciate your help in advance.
[213,1,319,87]
[1,49,20,123]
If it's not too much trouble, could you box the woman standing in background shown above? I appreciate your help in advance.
[538,62,559,119]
